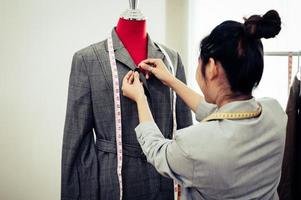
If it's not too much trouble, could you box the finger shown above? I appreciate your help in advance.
[146,72,150,79]
[139,63,154,72]
[133,71,141,84]
[122,72,131,93]
[126,70,134,79]
[139,58,154,65]
[134,71,140,79]
[123,71,133,84]
[128,71,135,83]
[139,58,158,66]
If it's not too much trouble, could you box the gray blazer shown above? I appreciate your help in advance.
[135,98,287,200]
[61,29,193,200]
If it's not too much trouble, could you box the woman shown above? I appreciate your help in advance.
[122,10,287,199]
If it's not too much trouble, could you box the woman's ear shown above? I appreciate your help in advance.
[206,58,218,81]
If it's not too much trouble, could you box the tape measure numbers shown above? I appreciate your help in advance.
[108,36,123,200]
[202,102,262,122]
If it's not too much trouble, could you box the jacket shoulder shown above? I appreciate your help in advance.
[156,43,177,57]
[73,40,107,60]
[156,43,179,61]
[155,43,181,72]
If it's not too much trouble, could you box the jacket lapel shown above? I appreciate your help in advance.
[105,29,136,71]
[102,28,166,95]
[147,37,165,61]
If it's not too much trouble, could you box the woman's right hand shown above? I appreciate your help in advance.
[138,58,175,86]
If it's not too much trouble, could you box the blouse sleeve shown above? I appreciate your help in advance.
[135,121,194,187]
[174,53,193,129]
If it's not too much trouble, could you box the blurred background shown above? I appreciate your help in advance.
[0,0,300,199]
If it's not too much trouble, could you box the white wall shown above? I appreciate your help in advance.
[0,0,166,199]
[165,0,189,71]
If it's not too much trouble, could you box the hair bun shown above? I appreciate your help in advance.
[244,10,281,39]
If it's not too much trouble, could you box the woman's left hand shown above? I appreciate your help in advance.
[122,71,146,102]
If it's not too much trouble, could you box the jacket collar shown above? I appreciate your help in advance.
[104,28,165,95]
[216,97,259,113]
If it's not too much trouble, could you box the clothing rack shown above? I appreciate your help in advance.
[264,51,301,80]
[264,51,301,56]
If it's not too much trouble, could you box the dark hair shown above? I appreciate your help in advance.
[199,10,281,95]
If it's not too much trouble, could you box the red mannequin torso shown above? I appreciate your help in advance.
[116,18,147,68]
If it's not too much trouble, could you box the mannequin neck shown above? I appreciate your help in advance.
[116,18,147,41]
[115,18,147,66]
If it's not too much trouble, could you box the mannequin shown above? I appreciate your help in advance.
[61,0,193,199]
[116,18,147,67]
[116,0,148,73]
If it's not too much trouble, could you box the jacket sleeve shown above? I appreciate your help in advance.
[61,52,99,200]
[175,53,193,129]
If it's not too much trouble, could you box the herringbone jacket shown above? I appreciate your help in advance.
[61,29,192,200]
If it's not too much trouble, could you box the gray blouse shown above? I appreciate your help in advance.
[135,98,287,200]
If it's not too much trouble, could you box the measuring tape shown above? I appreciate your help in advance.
[107,37,179,200]
[108,36,123,200]
[288,54,293,94]
[202,102,262,122]
[156,44,180,200]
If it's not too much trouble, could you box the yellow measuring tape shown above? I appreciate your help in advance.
[202,102,262,122]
